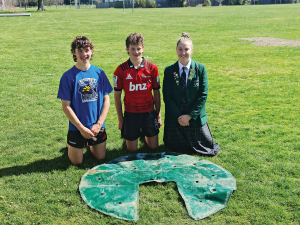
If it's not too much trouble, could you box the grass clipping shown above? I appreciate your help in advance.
[239,37,300,47]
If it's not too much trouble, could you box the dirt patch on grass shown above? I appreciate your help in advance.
[239,37,300,47]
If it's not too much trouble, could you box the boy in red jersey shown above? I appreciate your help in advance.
[114,33,162,152]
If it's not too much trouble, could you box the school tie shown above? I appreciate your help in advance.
[180,67,188,114]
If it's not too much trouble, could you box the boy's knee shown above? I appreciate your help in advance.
[68,147,83,165]
[145,137,158,149]
[127,147,137,152]
[148,144,158,149]
[94,154,105,161]
[90,144,106,160]
[69,158,83,165]
[126,139,138,152]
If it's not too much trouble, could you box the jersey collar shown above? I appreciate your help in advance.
[128,57,145,69]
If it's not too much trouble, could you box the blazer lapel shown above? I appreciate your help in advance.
[172,62,180,90]
[187,60,196,87]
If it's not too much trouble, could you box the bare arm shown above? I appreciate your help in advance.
[61,100,95,139]
[91,94,111,135]
[114,90,123,130]
[153,89,162,128]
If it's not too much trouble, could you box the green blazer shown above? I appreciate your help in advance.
[163,60,208,128]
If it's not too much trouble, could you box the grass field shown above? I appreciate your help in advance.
[1,4,300,224]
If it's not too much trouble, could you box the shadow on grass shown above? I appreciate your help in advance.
[0,145,125,178]
[0,131,208,178]
[0,132,167,178]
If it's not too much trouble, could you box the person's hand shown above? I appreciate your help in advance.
[157,117,162,128]
[91,123,102,136]
[79,127,95,139]
[178,115,191,126]
[118,117,124,131]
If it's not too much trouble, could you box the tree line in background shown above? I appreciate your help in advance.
[6,0,98,7]
[137,0,296,7]
[4,0,298,8]
[135,0,157,7]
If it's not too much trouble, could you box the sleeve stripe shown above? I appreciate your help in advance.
[120,63,125,71]
[120,62,130,71]
[149,62,153,70]
[145,60,153,70]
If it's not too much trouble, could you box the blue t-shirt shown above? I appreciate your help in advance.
[57,65,113,131]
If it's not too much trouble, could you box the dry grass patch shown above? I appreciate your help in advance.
[239,37,300,47]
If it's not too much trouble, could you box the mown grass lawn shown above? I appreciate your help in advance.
[0,4,299,224]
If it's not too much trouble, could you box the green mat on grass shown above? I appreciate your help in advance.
[79,152,236,221]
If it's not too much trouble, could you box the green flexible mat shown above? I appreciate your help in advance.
[79,152,236,221]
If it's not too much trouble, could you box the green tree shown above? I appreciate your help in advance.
[38,0,45,10]
[135,0,146,7]
[167,0,185,7]
[203,0,211,6]
[146,0,157,7]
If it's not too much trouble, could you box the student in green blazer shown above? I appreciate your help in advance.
[163,33,220,156]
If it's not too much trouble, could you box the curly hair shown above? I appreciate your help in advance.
[177,32,193,48]
[71,36,94,62]
[125,33,145,49]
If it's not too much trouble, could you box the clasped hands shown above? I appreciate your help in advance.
[79,123,102,140]
[178,115,191,127]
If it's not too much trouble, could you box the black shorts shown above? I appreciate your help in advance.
[122,110,159,141]
[67,127,107,148]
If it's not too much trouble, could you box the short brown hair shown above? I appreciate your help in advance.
[71,36,94,62]
[125,33,145,49]
[177,32,193,47]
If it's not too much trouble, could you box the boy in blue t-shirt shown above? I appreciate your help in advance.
[57,36,113,165]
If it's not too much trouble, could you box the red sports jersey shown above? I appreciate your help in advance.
[113,58,160,113]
